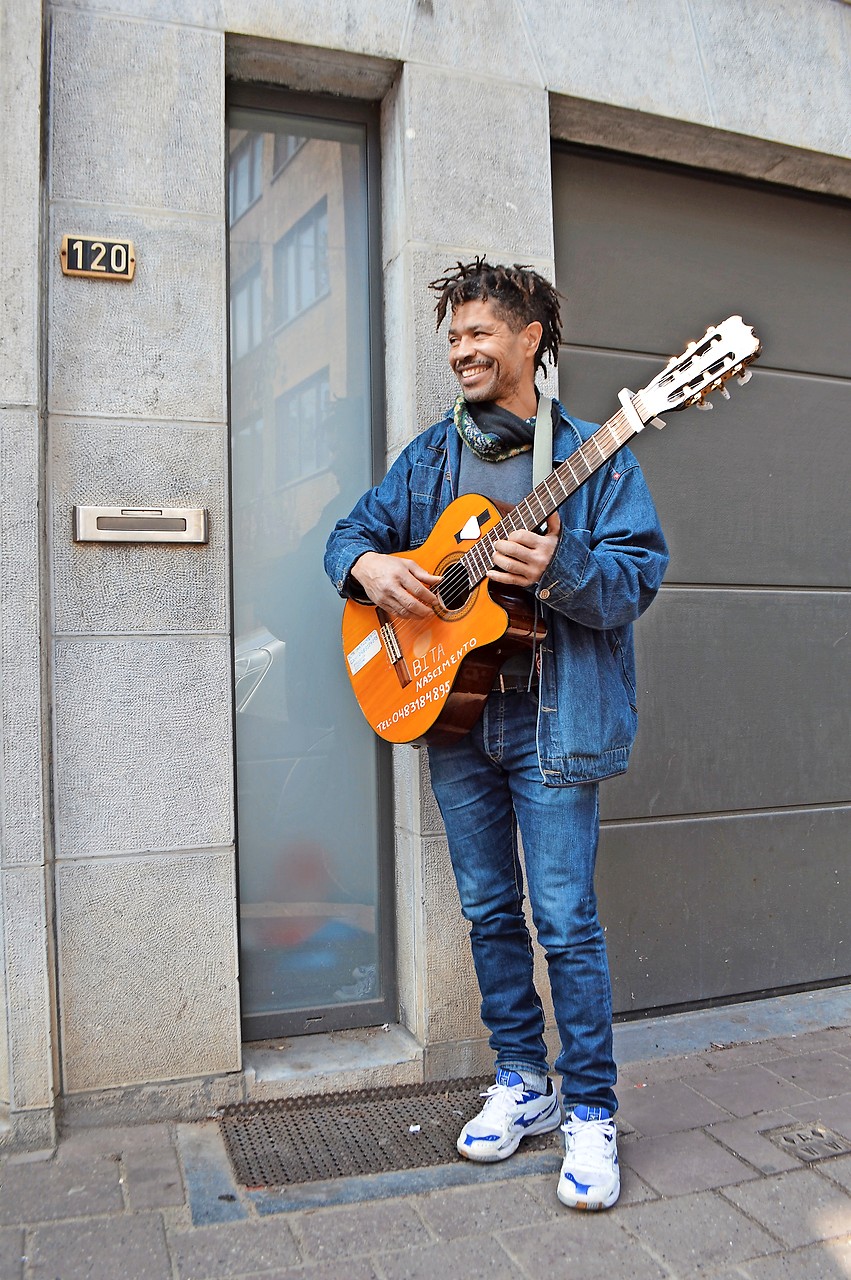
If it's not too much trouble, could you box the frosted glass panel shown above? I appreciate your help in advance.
[229,108,382,1031]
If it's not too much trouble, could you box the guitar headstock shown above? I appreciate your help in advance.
[641,317,761,419]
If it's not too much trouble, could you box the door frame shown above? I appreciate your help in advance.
[226,83,396,1040]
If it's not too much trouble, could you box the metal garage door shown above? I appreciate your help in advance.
[552,146,850,1015]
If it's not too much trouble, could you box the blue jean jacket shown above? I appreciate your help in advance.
[324,400,669,784]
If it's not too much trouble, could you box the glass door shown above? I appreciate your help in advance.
[228,93,392,1038]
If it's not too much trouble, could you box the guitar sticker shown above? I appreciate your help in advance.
[346,629,381,675]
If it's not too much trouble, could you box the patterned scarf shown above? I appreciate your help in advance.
[453,394,535,463]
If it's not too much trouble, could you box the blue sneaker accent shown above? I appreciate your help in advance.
[561,1173,592,1195]
[495,1068,525,1088]
[571,1104,613,1123]
[514,1112,539,1131]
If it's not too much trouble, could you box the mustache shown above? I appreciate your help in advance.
[454,357,493,371]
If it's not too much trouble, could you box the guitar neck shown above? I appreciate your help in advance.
[461,391,649,585]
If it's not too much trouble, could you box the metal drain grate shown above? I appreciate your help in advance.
[765,1123,851,1163]
[219,1077,559,1187]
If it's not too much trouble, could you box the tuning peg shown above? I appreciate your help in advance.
[696,398,713,411]
[737,369,752,385]
[719,385,731,400]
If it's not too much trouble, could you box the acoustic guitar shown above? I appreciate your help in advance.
[341,317,761,746]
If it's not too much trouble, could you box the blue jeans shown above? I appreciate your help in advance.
[427,690,617,1113]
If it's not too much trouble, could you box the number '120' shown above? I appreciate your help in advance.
[60,235,136,281]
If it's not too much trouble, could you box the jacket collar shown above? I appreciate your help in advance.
[437,397,583,493]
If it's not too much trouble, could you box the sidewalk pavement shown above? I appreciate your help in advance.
[2,1017,851,1279]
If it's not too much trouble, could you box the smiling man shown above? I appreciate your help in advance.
[325,259,668,1211]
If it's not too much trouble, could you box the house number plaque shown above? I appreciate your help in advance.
[60,235,136,282]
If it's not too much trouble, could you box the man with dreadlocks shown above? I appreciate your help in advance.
[325,259,668,1211]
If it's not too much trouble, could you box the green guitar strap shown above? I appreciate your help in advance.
[525,393,554,685]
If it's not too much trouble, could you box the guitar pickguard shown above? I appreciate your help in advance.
[456,509,493,543]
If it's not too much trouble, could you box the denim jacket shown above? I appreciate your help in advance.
[325,399,669,785]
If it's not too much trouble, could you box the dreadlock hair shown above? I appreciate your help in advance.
[428,257,563,375]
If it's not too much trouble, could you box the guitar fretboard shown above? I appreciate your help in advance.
[461,392,648,586]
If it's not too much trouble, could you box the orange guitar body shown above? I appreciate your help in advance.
[341,493,546,745]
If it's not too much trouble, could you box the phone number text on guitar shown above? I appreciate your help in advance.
[376,681,453,733]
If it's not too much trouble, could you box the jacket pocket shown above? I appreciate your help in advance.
[408,462,445,547]
[607,632,637,712]
[410,461,444,503]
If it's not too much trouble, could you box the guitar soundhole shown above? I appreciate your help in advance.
[435,561,473,618]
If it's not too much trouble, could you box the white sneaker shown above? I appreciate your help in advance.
[557,1105,620,1210]
[457,1069,561,1163]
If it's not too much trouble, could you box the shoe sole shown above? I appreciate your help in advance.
[557,1178,620,1211]
[457,1107,562,1163]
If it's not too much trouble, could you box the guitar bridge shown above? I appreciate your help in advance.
[376,608,412,688]
[380,620,402,664]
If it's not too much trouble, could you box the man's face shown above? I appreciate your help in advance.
[447,298,541,410]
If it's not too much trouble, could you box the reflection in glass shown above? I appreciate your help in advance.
[228,110,381,1029]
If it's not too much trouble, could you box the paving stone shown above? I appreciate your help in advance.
[616,1170,660,1206]
[616,1190,779,1272]
[57,1124,177,1161]
[0,1155,123,1225]
[615,1079,731,1137]
[770,1029,851,1057]
[620,1055,717,1086]
[415,1178,558,1240]
[0,1226,24,1280]
[707,1111,803,1175]
[789,1092,851,1140]
[699,1271,751,1279]
[28,1212,170,1280]
[623,1038,797,1083]
[769,1053,851,1100]
[123,1146,185,1210]
[741,1236,851,1278]
[818,1155,851,1193]
[686,1064,816,1118]
[721,1167,851,1248]
[169,1217,301,1278]
[619,1128,759,1196]
[698,1038,802,1068]
[255,1263,380,1280]
[291,1199,429,1264]
[500,1211,666,1278]
[740,1033,849,1065]
[622,1030,846,1085]
[3,1148,56,1168]
[376,1235,524,1280]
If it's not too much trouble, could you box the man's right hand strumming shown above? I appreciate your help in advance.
[352,552,442,618]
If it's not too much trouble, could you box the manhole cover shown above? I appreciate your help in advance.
[219,1077,560,1187]
[765,1123,851,1163]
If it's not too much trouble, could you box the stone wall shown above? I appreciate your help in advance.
[0,0,56,1150]
[45,7,241,1109]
